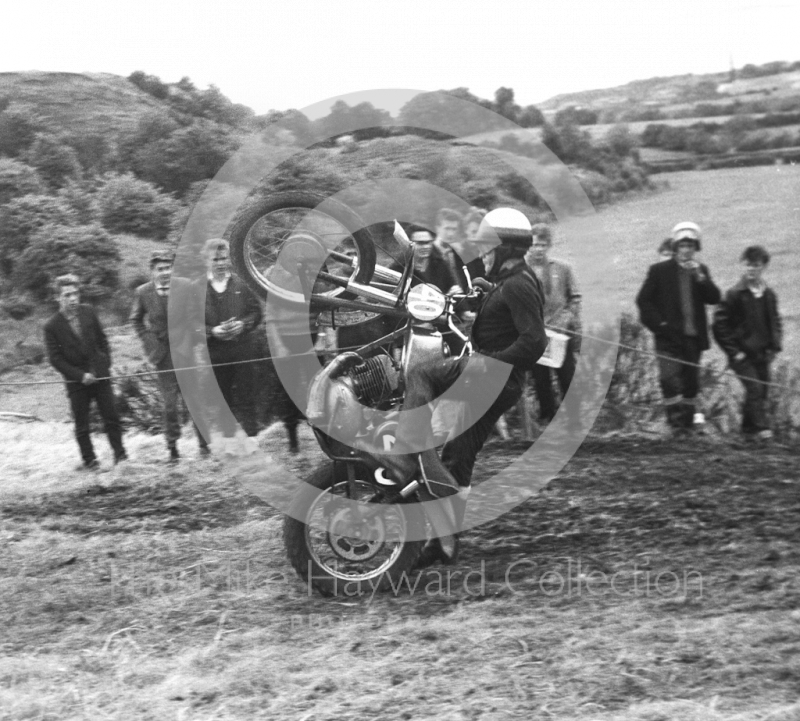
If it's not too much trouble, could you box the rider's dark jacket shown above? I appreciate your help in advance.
[471,261,548,372]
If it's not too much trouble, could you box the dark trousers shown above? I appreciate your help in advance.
[156,369,209,449]
[400,356,525,487]
[211,359,258,437]
[655,335,703,428]
[732,357,771,433]
[531,342,577,422]
[67,380,125,465]
[272,332,319,430]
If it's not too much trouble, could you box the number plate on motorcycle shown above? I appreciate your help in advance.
[407,284,446,322]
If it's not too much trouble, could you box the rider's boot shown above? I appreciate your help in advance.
[417,449,460,499]
[374,448,460,499]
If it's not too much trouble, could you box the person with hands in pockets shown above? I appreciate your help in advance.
[713,245,782,442]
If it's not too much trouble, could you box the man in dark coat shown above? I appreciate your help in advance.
[636,222,721,431]
[44,274,127,469]
[130,251,210,462]
[199,238,263,438]
[712,245,782,440]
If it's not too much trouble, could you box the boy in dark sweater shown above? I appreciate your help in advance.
[712,245,782,441]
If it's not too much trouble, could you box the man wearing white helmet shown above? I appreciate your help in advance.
[636,222,721,432]
[377,208,547,561]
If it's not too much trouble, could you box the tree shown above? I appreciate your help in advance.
[97,173,179,239]
[541,122,594,164]
[315,100,391,140]
[129,119,239,196]
[398,89,510,136]
[518,105,545,127]
[640,123,668,147]
[24,134,82,189]
[0,194,76,276]
[255,108,316,146]
[128,71,170,100]
[605,124,636,157]
[15,223,120,301]
[59,131,119,173]
[0,106,43,157]
[0,159,45,205]
[493,87,521,122]
[554,105,598,126]
[117,110,182,168]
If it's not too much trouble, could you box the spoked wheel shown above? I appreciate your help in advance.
[228,191,377,305]
[283,463,424,597]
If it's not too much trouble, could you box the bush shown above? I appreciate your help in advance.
[97,173,179,240]
[736,132,771,152]
[604,124,637,157]
[24,134,82,189]
[14,223,121,301]
[596,314,800,441]
[0,106,42,157]
[0,194,77,277]
[0,159,45,205]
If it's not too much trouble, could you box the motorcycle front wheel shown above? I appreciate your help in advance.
[283,463,424,597]
[228,190,377,305]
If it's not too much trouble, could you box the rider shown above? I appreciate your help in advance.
[378,208,547,526]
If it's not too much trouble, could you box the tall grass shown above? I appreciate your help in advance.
[598,313,800,441]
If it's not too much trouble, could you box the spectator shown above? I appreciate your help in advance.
[636,222,721,432]
[399,223,461,295]
[525,223,582,428]
[712,245,782,442]
[130,251,210,463]
[265,293,321,454]
[433,208,468,291]
[658,238,674,260]
[200,238,263,439]
[44,274,127,469]
[459,208,489,285]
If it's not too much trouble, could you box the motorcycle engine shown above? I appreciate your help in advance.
[349,355,398,406]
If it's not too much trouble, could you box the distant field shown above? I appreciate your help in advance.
[463,115,765,147]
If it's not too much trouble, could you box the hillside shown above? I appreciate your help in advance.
[537,65,800,117]
[0,71,165,135]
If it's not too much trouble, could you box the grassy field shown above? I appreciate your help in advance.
[2,165,800,720]
[1,423,799,720]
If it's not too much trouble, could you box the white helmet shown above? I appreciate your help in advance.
[671,221,702,251]
[477,208,533,249]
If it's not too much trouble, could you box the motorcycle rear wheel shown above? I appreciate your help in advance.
[283,463,424,597]
[228,190,377,304]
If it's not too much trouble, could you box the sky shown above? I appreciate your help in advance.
[2,0,799,118]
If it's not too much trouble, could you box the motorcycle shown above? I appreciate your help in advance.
[229,191,477,596]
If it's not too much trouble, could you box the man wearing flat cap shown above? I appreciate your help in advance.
[130,250,210,462]
[636,222,721,432]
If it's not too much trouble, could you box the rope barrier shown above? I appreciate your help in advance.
[0,341,362,387]
[546,323,795,394]
[0,314,795,395]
